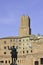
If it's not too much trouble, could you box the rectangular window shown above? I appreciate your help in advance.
[40,58,43,64]
[4,41,6,44]
[0,61,4,63]
[23,51,25,53]
[19,39,21,42]
[4,46,6,49]
[10,39,12,42]
[35,61,38,65]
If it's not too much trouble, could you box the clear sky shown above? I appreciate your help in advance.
[0,0,43,37]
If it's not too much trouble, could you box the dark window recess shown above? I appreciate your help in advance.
[0,61,4,63]
[18,60,19,62]
[12,46,15,48]
[9,60,10,63]
[10,40,12,42]
[23,51,25,53]
[4,46,6,49]
[23,48,24,49]
[4,52,6,54]
[5,60,7,64]
[31,50,32,53]
[27,50,28,53]
[19,39,21,42]
[4,41,6,44]
[40,58,43,64]
[35,61,38,65]
[26,39,28,41]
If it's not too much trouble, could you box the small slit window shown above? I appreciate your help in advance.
[23,51,25,53]
[9,60,10,63]
[5,60,7,64]
[27,50,28,53]
[4,52,6,54]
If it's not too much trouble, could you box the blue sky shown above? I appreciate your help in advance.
[0,0,43,37]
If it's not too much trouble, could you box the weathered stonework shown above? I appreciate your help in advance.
[0,16,43,65]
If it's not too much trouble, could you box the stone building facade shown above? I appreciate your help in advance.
[0,16,43,65]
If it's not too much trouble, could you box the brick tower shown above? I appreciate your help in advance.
[19,15,31,36]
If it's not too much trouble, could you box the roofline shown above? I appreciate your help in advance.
[0,35,30,39]
[0,34,43,40]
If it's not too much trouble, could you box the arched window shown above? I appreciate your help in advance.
[5,60,7,64]
[27,50,28,53]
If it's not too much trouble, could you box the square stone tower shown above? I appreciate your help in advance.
[19,15,31,36]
